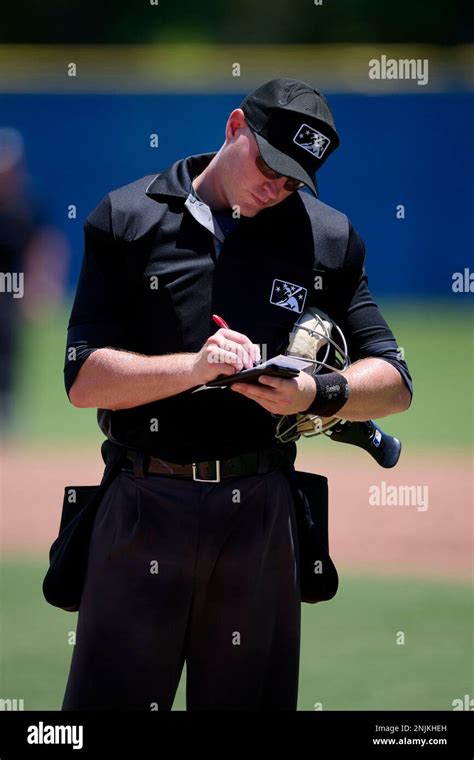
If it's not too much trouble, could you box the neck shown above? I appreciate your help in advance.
[192,151,229,210]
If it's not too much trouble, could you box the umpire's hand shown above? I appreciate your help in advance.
[193,328,261,383]
[231,372,317,415]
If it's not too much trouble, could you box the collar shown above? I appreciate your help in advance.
[185,190,225,242]
[145,152,217,200]
[146,151,229,242]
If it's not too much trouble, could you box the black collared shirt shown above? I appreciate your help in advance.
[65,152,412,463]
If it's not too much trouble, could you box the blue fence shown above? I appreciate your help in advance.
[1,92,472,296]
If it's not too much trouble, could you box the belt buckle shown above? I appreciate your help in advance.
[192,460,221,483]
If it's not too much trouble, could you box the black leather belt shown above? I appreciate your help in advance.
[123,447,292,482]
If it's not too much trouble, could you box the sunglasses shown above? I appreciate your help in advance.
[255,153,305,192]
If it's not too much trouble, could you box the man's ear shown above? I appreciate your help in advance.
[225,108,247,141]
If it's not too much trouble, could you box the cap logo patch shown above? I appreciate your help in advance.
[293,123,331,159]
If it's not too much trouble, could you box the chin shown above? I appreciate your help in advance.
[240,207,261,218]
[237,196,266,217]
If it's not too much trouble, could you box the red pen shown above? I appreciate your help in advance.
[212,313,261,368]
[212,314,229,329]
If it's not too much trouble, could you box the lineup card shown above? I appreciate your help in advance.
[193,355,313,391]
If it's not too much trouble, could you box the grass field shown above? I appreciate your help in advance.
[9,299,474,450]
[0,560,471,711]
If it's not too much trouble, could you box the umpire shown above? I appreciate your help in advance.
[62,79,412,711]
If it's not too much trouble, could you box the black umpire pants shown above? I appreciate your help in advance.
[62,466,301,711]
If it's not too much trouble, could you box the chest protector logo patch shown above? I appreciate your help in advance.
[270,279,307,313]
[293,123,331,159]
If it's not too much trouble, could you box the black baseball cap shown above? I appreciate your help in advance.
[240,78,340,197]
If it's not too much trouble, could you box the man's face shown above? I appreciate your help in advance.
[220,109,302,217]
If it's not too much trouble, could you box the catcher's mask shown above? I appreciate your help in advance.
[275,307,350,443]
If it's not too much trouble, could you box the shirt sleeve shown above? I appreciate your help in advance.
[64,194,138,398]
[334,222,413,402]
